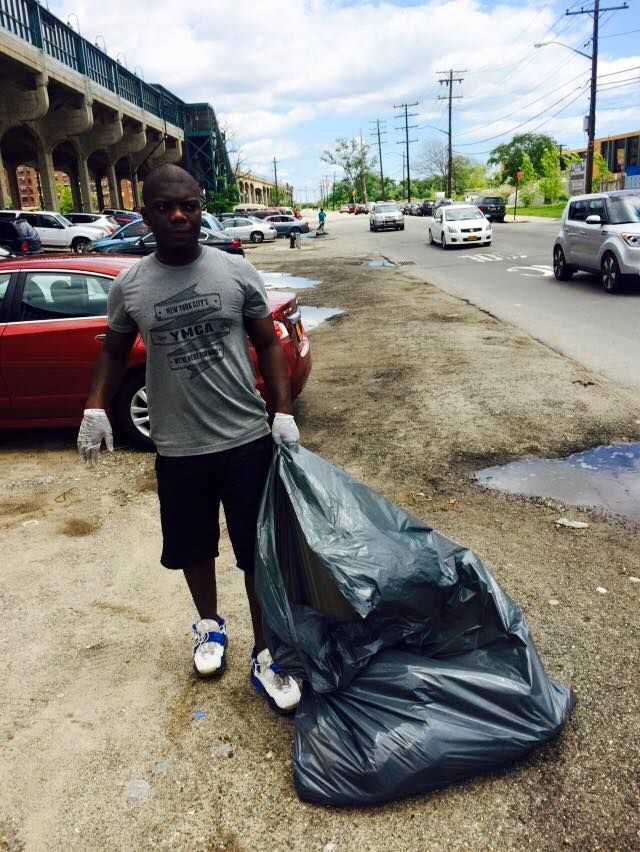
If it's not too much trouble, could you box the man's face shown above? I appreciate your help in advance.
[141,176,202,253]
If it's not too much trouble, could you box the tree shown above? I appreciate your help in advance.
[321,138,376,202]
[539,146,563,203]
[519,152,536,185]
[56,183,73,214]
[593,153,614,191]
[488,133,558,183]
[204,178,240,215]
[416,139,448,186]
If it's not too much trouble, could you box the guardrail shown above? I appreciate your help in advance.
[0,0,184,128]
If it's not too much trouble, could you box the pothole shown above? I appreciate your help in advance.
[475,442,640,521]
[259,272,320,289]
[301,306,346,331]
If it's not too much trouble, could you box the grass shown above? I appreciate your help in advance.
[505,203,565,218]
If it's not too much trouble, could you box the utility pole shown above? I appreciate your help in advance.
[359,130,368,203]
[394,102,418,202]
[273,157,279,203]
[370,119,387,200]
[401,151,405,198]
[437,69,465,198]
[566,0,627,193]
[332,171,336,210]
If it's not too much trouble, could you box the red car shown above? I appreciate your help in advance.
[0,254,311,450]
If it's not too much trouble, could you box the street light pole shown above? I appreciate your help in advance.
[563,0,628,193]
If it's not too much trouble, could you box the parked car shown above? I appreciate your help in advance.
[433,198,454,212]
[0,210,104,252]
[101,209,142,226]
[369,202,404,232]
[222,217,277,243]
[91,227,244,256]
[339,204,351,213]
[89,219,150,252]
[263,215,310,237]
[553,190,640,293]
[0,254,310,449]
[418,200,434,217]
[355,204,367,215]
[0,217,42,255]
[428,204,492,249]
[65,213,119,235]
[474,196,506,223]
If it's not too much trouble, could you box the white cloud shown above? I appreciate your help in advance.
[49,0,640,191]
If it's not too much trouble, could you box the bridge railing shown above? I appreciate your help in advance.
[0,0,184,128]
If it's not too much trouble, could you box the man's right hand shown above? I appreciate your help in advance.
[77,409,114,464]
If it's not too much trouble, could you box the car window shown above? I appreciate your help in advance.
[606,194,640,225]
[0,272,11,309]
[587,199,607,221]
[124,221,149,238]
[19,272,109,321]
[20,213,40,227]
[568,201,588,222]
[38,214,62,228]
[236,218,252,226]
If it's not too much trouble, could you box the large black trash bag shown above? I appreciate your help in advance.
[255,446,576,807]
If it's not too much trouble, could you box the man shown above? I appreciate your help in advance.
[317,207,326,233]
[77,164,301,714]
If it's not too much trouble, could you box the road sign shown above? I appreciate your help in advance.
[569,162,586,195]
[516,171,524,180]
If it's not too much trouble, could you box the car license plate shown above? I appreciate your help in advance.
[467,235,480,241]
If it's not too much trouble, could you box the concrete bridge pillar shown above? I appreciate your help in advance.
[0,160,11,209]
[95,178,106,211]
[69,172,82,212]
[106,163,119,208]
[77,154,93,212]
[36,146,58,211]
[6,164,20,209]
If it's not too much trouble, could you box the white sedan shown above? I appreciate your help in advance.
[222,216,277,244]
[428,204,492,249]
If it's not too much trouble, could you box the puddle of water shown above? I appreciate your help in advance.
[476,443,640,521]
[300,306,346,331]
[367,257,396,268]
[259,271,320,290]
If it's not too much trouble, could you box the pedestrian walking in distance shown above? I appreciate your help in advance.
[77,163,301,714]
[317,207,326,233]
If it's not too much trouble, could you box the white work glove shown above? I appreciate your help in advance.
[77,409,113,464]
[271,412,300,446]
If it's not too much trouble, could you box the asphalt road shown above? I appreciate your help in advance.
[330,211,640,389]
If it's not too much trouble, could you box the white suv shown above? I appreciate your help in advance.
[0,210,104,252]
[553,190,640,293]
[369,202,404,232]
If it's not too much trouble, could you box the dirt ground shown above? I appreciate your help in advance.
[1,226,639,851]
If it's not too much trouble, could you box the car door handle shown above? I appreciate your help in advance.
[95,333,106,341]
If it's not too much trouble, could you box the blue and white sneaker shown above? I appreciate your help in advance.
[192,617,227,678]
[251,647,301,714]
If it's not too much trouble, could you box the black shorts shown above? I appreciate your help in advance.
[155,434,273,572]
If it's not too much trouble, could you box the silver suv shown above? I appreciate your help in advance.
[553,190,640,293]
[369,202,404,232]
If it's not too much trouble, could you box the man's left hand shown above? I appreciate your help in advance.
[271,413,300,445]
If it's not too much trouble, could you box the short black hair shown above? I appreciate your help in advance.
[142,164,199,204]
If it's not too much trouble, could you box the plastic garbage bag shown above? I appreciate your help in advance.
[255,446,576,807]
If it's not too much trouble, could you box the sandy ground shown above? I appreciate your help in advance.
[1,214,639,851]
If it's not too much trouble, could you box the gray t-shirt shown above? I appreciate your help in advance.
[107,247,271,456]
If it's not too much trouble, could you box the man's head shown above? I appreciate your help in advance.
[141,164,202,259]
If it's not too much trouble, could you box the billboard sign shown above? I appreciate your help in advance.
[569,161,586,195]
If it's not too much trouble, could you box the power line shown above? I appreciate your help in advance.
[455,65,590,140]
[393,101,419,202]
[437,69,465,197]
[455,82,586,147]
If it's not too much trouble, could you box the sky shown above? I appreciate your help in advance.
[49,0,640,200]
